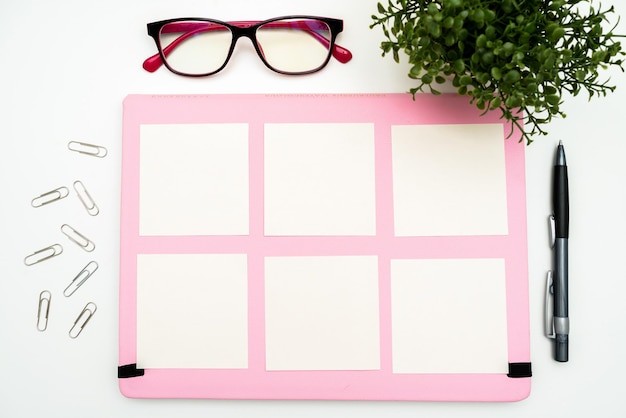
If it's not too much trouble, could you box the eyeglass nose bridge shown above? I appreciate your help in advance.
[228,24,267,64]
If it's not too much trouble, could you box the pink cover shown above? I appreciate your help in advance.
[119,93,530,401]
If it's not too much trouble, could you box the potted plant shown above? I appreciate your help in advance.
[371,0,624,143]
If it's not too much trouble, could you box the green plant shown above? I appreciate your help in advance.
[371,0,625,144]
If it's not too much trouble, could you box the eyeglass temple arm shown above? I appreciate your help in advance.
[142,20,353,73]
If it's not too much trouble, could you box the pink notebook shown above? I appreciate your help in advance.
[118,93,531,401]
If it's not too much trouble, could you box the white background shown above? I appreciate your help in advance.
[1,0,625,416]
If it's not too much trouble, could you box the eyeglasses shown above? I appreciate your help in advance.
[143,16,353,77]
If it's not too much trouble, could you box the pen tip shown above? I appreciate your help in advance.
[558,140,563,146]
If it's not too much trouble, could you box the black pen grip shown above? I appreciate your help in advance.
[553,166,569,238]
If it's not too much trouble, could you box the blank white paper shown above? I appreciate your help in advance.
[264,123,376,236]
[390,258,508,374]
[265,256,381,370]
[391,124,508,236]
[136,253,248,369]
[139,123,249,236]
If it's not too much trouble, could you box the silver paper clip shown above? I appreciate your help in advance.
[31,186,69,208]
[68,141,108,158]
[64,261,98,297]
[69,302,97,338]
[37,290,52,332]
[73,180,99,216]
[24,244,64,266]
[61,224,95,252]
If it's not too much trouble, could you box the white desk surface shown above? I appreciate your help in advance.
[1,0,624,416]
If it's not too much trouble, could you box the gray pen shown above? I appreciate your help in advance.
[546,141,569,362]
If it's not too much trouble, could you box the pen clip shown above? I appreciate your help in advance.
[545,271,556,339]
[548,215,556,248]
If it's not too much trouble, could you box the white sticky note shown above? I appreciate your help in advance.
[136,254,248,369]
[264,123,376,236]
[390,258,508,374]
[265,256,380,371]
[139,124,249,236]
[392,124,508,236]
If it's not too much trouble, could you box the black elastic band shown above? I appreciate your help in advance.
[118,363,145,379]
[507,362,532,378]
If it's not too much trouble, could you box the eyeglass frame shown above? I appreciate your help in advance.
[144,16,352,77]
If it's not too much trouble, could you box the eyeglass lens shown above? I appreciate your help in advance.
[256,19,332,73]
[158,18,333,76]
[159,21,232,75]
